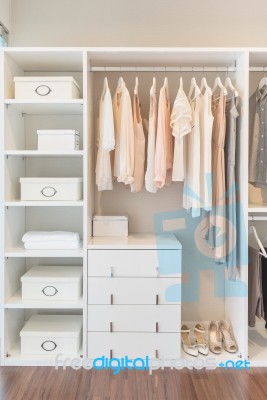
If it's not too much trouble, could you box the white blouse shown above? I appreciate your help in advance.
[145,77,157,193]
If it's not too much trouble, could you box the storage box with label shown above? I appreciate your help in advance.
[20,315,82,355]
[37,130,80,151]
[21,266,83,301]
[93,215,128,237]
[14,76,80,99]
[20,177,83,201]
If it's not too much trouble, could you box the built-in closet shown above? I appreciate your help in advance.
[1,47,265,367]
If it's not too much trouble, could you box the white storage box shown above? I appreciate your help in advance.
[37,130,80,151]
[20,177,83,201]
[20,315,82,355]
[93,215,128,237]
[14,76,80,99]
[21,266,83,301]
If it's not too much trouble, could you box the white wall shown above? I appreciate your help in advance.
[10,0,267,47]
[0,0,10,30]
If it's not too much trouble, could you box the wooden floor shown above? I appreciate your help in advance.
[1,367,267,400]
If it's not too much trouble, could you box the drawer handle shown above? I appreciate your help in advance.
[156,294,159,305]
[110,349,113,358]
[35,84,52,96]
[42,286,58,296]
[156,322,159,333]
[156,266,160,277]
[110,267,114,277]
[110,322,113,332]
[155,350,159,358]
[110,294,114,305]
[41,340,57,351]
[41,186,57,198]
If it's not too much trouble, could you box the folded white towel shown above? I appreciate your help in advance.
[24,241,81,250]
[22,231,80,243]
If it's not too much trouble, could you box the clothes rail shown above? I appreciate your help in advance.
[248,216,267,221]
[90,66,236,72]
[250,67,267,72]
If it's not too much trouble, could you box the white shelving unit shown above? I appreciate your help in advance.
[0,48,88,365]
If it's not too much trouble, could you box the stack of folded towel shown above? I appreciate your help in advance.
[22,231,81,249]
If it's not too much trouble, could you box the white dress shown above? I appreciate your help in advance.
[95,77,115,191]
[183,81,201,217]
[113,77,134,185]
[170,79,192,182]
[145,77,157,193]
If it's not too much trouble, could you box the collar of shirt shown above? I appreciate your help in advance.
[256,86,267,102]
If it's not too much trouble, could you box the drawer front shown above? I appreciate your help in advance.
[87,277,181,305]
[87,332,181,359]
[87,305,181,332]
[21,335,81,355]
[88,250,181,277]
[20,182,82,201]
[21,281,82,301]
[15,81,80,99]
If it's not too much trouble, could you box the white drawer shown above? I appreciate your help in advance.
[87,277,181,305]
[87,305,181,332]
[87,250,181,277]
[87,332,181,359]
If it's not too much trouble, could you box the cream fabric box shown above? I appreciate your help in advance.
[93,215,128,237]
[14,76,80,99]
[21,266,83,301]
[20,315,82,355]
[20,177,83,201]
[37,130,80,151]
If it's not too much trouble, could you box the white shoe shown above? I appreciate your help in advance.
[181,325,198,357]
[194,324,209,356]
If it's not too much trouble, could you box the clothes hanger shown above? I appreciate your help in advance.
[224,69,238,97]
[134,72,138,95]
[258,68,267,91]
[179,76,183,88]
[212,71,227,96]
[200,77,208,94]
[188,76,200,99]
[249,216,267,258]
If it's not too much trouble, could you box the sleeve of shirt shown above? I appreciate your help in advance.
[102,88,115,152]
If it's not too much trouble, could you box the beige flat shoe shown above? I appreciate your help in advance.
[194,324,209,355]
[181,325,198,357]
[218,320,238,353]
[208,321,223,354]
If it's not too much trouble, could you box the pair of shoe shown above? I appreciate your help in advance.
[209,320,238,354]
[181,323,209,357]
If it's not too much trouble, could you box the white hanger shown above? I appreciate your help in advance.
[180,76,183,88]
[134,76,138,94]
[224,76,238,98]
[200,77,208,94]
[188,77,200,99]
[258,69,267,91]
[212,76,227,96]
[249,217,267,258]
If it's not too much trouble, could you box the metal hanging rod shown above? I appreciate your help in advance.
[248,216,267,221]
[250,67,267,72]
[90,66,236,73]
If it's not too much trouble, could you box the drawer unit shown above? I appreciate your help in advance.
[88,249,181,277]
[87,277,181,305]
[21,265,83,301]
[87,332,181,359]
[14,76,81,99]
[87,305,181,332]
[20,314,82,355]
[20,177,83,201]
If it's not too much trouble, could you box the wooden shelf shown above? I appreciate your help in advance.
[4,99,84,115]
[4,245,84,258]
[4,150,84,157]
[5,290,83,309]
[5,200,84,207]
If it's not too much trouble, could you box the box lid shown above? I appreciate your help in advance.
[19,177,83,183]
[93,214,128,221]
[20,315,82,338]
[14,76,80,90]
[21,265,82,283]
[37,130,79,136]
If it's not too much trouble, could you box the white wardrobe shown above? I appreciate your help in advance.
[0,46,264,366]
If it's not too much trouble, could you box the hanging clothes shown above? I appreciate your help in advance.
[170,78,192,182]
[248,246,264,328]
[113,77,135,185]
[95,77,115,191]
[154,77,173,188]
[183,80,201,217]
[209,88,227,263]
[249,85,267,187]
[225,94,239,279]
[145,77,157,193]
[199,85,214,211]
[131,77,145,193]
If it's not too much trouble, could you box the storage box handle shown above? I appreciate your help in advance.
[35,85,52,96]
[155,350,159,358]
[41,186,57,197]
[42,286,58,296]
[41,340,57,351]
[156,294,159,305]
